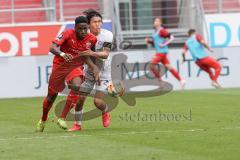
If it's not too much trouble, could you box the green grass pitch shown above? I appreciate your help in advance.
[0,89,239,160]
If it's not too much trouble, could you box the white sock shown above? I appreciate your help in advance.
[75,110,83,125]
[103,105,109,113]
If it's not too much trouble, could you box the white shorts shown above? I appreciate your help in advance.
[80,77,111,94]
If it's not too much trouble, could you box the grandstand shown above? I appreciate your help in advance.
[0,0,101,23]
[0,0,239,49]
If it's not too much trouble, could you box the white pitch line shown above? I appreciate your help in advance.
[0,126,240,141]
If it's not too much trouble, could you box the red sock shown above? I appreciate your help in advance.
[169,68,182,81]
[151,68,162,80]
[61,90,79,119]
[41,98,53,121]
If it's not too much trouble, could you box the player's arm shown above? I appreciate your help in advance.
[197,34,213,52]
[85,57,101,85]
[49,43,73,62]
[50,30,73,62]
[81,42,111,59]
[181,43,188,63]
[159,29,174,47]
[85,32,113,59]
[199,40,213,52]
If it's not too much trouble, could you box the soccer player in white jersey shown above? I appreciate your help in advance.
[58,9,114,131]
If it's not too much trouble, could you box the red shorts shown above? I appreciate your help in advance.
[151,53,170,65]
[48,58,85,93]
[196,56,220,70]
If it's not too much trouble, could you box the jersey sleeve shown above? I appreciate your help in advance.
[196,34,203,42]
[52,30,70,46]
[103,31,113,49]
[159,28,171,38]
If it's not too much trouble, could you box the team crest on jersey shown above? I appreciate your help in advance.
[98,41,103,46]
[86,42,92,49]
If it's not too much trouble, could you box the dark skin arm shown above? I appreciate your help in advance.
[80,41,112,59]
[85,57,101,85]
[49,43,73,62]
[80,47,110,59]
[77,42,112,59]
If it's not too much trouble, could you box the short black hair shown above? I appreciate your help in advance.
[75,15,88,25]
[83,8,102,24]
[188,29,196,36]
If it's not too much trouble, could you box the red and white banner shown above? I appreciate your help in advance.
[0,25,61,57]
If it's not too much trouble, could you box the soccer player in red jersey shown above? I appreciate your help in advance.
[57,9,114,131]
[182,29,222,88]
[145,18,186,89]
[36,16,100,132]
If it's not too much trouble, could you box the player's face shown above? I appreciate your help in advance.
[89,16,102,35]
[75,23,88,39]
[153,18,162,28]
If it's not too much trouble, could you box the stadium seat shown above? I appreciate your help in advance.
[0,0,46,23]
[203,0,240,13]
[55,0,100,21]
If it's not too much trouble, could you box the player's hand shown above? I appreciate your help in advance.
[159,44,165,48]
[61,53,73,62]
[93,68,101,86]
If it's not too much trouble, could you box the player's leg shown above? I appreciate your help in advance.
[163,55,186,89]
[67,95,86,131]
[37,62,66,132]
[94,90,111,128]
[196,60,214,80]
[57,76,83,130]
[36,88,58,132]
[205,57,222,82]
[150,54,162,80]
[203,56,222,88]
[68,78,95,131]
[57,67,85,129]
[42,89,58,121]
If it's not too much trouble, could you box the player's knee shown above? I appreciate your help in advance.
[68,84,81,92]
[215,63,222,71]
[46,94,57,103]
[94,98,104,107]
[150,63,156,70]
[218,65,222,71]
[78,95,87,102]
[76,101,83,111]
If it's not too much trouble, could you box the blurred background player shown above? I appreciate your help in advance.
[182,29,222,88]
[145,18,186,89]
[36,16,99,132]
[65,9,114,131]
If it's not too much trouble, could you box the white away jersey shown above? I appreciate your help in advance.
[85,28,113,80]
